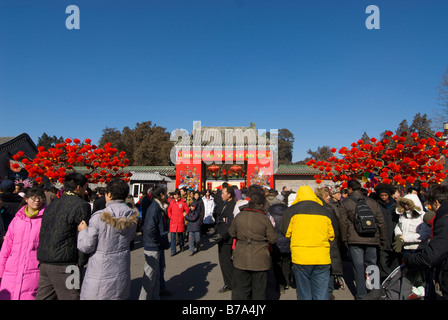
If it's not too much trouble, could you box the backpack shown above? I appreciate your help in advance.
[350,196,377,237]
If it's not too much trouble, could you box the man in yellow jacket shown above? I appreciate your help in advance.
[280,186,335,300]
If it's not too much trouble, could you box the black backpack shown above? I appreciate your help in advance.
[350,196,377,237]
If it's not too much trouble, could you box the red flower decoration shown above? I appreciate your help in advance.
[11,138,132,184]
[306,129,448,189]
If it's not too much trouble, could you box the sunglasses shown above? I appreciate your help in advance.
[29,197,44,202]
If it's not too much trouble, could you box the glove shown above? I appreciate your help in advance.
[392,235,404,253]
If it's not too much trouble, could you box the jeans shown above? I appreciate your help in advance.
[170,232,184,255]
[188,231,201,252]
[349,245,377,299]
[292,264,331,300]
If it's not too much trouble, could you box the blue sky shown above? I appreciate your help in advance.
[1,0,448,162]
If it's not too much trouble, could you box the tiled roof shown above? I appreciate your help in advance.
[129,172,173,182]
[0,137,16,145]
[124,166,176,176]
[0,133,38,152]
[75,164,317,177]
[73,166,176,176]
[274,164,319,175]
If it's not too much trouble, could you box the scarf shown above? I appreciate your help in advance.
[25,206,39,218]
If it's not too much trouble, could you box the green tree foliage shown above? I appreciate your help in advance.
[37,132,64,149]
[380,113,434,147]
[278,128,294,164]
[295,145,333,165]
[98,121,174,166]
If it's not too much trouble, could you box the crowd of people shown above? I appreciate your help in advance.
[0,173,448,301]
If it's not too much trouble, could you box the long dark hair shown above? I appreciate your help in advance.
[247,190,266,211]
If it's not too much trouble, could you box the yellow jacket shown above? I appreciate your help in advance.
[283,186,334,265]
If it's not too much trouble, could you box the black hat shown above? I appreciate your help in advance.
[0,180,15,192]
[374,183,394,195]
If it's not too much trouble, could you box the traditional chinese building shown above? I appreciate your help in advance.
[174,123,276,191]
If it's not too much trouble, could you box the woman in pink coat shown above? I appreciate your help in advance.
[0,187,46,300]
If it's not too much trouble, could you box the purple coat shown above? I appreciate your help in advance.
[0,205,45,300]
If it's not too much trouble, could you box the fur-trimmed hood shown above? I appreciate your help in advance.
[97,200,139,231]
[100,211,139,230]
[396,193,425,216]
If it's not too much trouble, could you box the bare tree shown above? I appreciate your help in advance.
[433,66,448,130]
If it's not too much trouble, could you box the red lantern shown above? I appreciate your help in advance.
[230,165,242,173]
[208,165,219,172]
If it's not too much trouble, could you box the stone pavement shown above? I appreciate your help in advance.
[128,232,356,300]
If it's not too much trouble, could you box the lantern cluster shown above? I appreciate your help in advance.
[11,138,132,185]
[306,131,448,189]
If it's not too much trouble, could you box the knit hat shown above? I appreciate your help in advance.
[374,183,393,196]
[0,180,15,192]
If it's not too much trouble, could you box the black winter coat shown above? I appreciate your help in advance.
[140,195,152,224]
[321,198,344,276]
[1,192,23,231]
[185,208,201,232]
[215,199,236,245]
[37,193,91,265]
[194,198,205,222]
[405,201,448,299]
[92,196,106,214]
[405,201,448,276]
[377,198,398,251]
[142,199,169,251]
[268,203,290,254]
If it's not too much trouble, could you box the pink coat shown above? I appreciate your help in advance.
[0,205,45,300]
